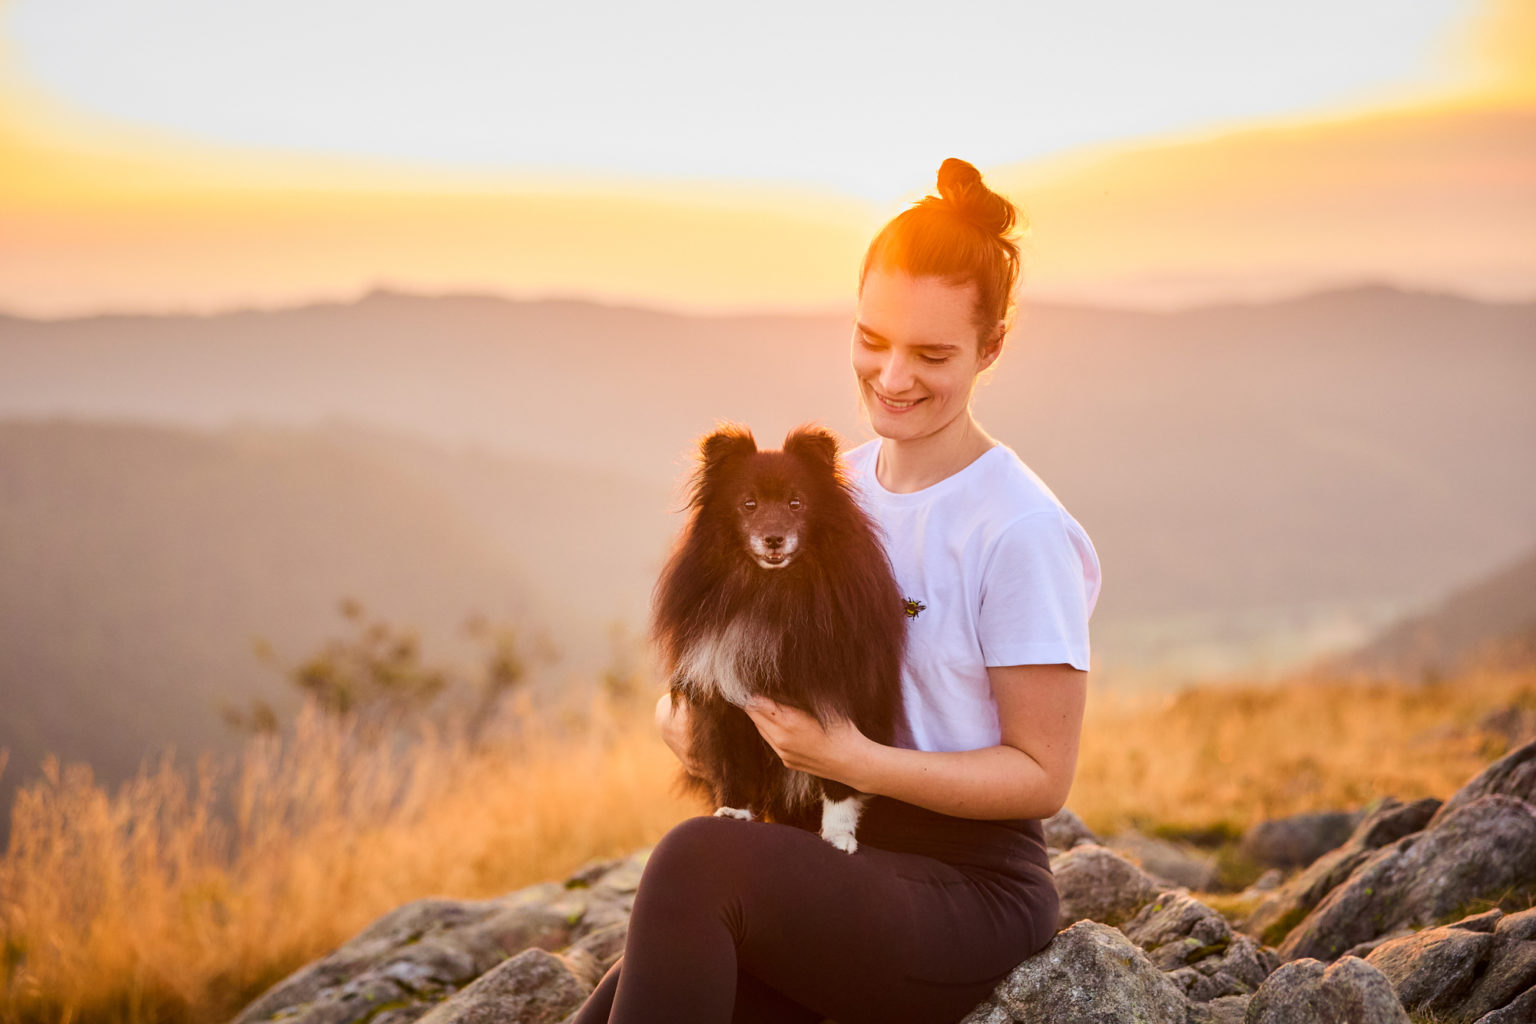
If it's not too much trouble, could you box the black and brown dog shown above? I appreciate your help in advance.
[652,424,907,853]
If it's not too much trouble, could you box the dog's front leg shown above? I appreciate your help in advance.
[817,780,869,853]
[710,704,764,821]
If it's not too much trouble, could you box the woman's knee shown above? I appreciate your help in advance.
[649,815,747,869]
[640,815,757,899]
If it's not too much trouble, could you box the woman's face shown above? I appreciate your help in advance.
[851,266,1000,444]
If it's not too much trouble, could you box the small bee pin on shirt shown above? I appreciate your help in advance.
[903,597,926,620]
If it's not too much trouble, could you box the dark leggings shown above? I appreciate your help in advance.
[570,797,1059,1024]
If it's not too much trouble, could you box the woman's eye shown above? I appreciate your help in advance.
[743,499,757,511]
[788,498,803,511]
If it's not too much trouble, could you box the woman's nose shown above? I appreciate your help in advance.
[879,351,915,393]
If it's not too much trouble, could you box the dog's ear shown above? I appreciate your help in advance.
[700,425,757,476]
[784,426,838,470]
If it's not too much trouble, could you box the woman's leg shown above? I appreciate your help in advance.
[572,957,823,1024]
[582,813,1055,1024]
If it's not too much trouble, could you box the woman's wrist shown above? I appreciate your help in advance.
[844,730,898,796]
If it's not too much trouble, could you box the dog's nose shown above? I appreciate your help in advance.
[764,535,785,550]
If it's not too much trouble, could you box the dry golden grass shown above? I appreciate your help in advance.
[1,660,1532,1024]
[1071,661,1536,839]
[0,689,700,1024]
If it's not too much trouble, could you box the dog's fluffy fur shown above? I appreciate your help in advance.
[652,424,907,853]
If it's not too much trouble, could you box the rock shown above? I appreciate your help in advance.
[1365,907,1536,1023]
[1279,795,1536,962]
[229,896,579,1024]
[1186,994,1252,1023]
[565,921,628,979]
[1342,929,1415,960]
[959,920,1189,1024]
[1465,908,1536,1020]
[1121,891,1234,970]
[230,851,650,1024]
[1168,934,1280,1003]
[1244,955,1410,1023]
[1241,810,1361,869]
[1042,806,1099,852]
[1049,843,1164,931]
[1116,889,1282,1002]
[1474,985,1536,1023]
[1240,796,1441,947]
[1106,831,1220,891]
[415,948,590,1024]
[1428,738,1536,829]
[1361,920,1497,1016]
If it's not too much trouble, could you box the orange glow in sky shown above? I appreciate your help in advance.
[0,0,1532,318]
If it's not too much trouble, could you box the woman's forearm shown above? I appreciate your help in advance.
[845,736,1067,821]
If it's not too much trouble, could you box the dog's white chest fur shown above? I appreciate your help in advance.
[675,617,780,708]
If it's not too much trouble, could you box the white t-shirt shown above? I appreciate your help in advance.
[844,438,1101,753]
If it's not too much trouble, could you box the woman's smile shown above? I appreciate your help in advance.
[872,389,924,411]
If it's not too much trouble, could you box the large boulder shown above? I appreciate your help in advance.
[1106,831,1220,892]
[1427,739,1536,829]
[1364,907,1536,1023]
[1244,956,1410,1023]
[1240,796,1441,946]
[416,948,593,1024]
[230,851,646,1024]
[1049,843,1163,931]
[1278,795,1536,962]
[1119,891,1280,1001]
[1042,806,1099,852]
[957,920,1189,1024]
[1241,810,1361,869]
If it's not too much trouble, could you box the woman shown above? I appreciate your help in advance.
[572,157,1101,1024]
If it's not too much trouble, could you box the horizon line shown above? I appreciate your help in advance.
[3,275,1533,326]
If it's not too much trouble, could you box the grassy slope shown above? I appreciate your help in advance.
[2,660,1534,1024]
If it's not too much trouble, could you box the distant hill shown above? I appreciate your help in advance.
[0,417,670,842]
[1312,544,1536,681]
[3,282,1532,679]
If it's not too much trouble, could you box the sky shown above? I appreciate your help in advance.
[1,0,1532,316]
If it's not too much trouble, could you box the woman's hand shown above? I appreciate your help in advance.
[743,697,873,787]
[654,691,707,777]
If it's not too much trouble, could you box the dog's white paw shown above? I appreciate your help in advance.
[713,806,754,820]
[821,828,859,854]
[819,794,866,854]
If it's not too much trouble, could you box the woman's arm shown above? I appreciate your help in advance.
[655,691,709,777]
[743,662,1086,821]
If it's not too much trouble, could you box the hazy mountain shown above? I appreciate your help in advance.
[4,280,1535,840]
[0,417,669,841]
[4,282,1533,679]
[1313,544,1536,682]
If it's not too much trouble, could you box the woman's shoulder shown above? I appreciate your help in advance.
[972,444,1070,519]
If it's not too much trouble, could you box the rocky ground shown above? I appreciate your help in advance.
[229,740,1536,1024]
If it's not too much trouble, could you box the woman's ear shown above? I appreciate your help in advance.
[978,320,1006,372]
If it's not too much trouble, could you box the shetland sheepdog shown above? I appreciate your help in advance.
[652,424,907,853]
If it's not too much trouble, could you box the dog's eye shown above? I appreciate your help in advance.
[788,498,803,511]
[743,498,757,511]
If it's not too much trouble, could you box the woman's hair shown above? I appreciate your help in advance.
[858,158,1025,349]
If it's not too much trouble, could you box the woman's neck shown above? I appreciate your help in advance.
[875,415,997,493]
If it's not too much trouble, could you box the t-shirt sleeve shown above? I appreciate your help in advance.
[977,509,1100,671]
